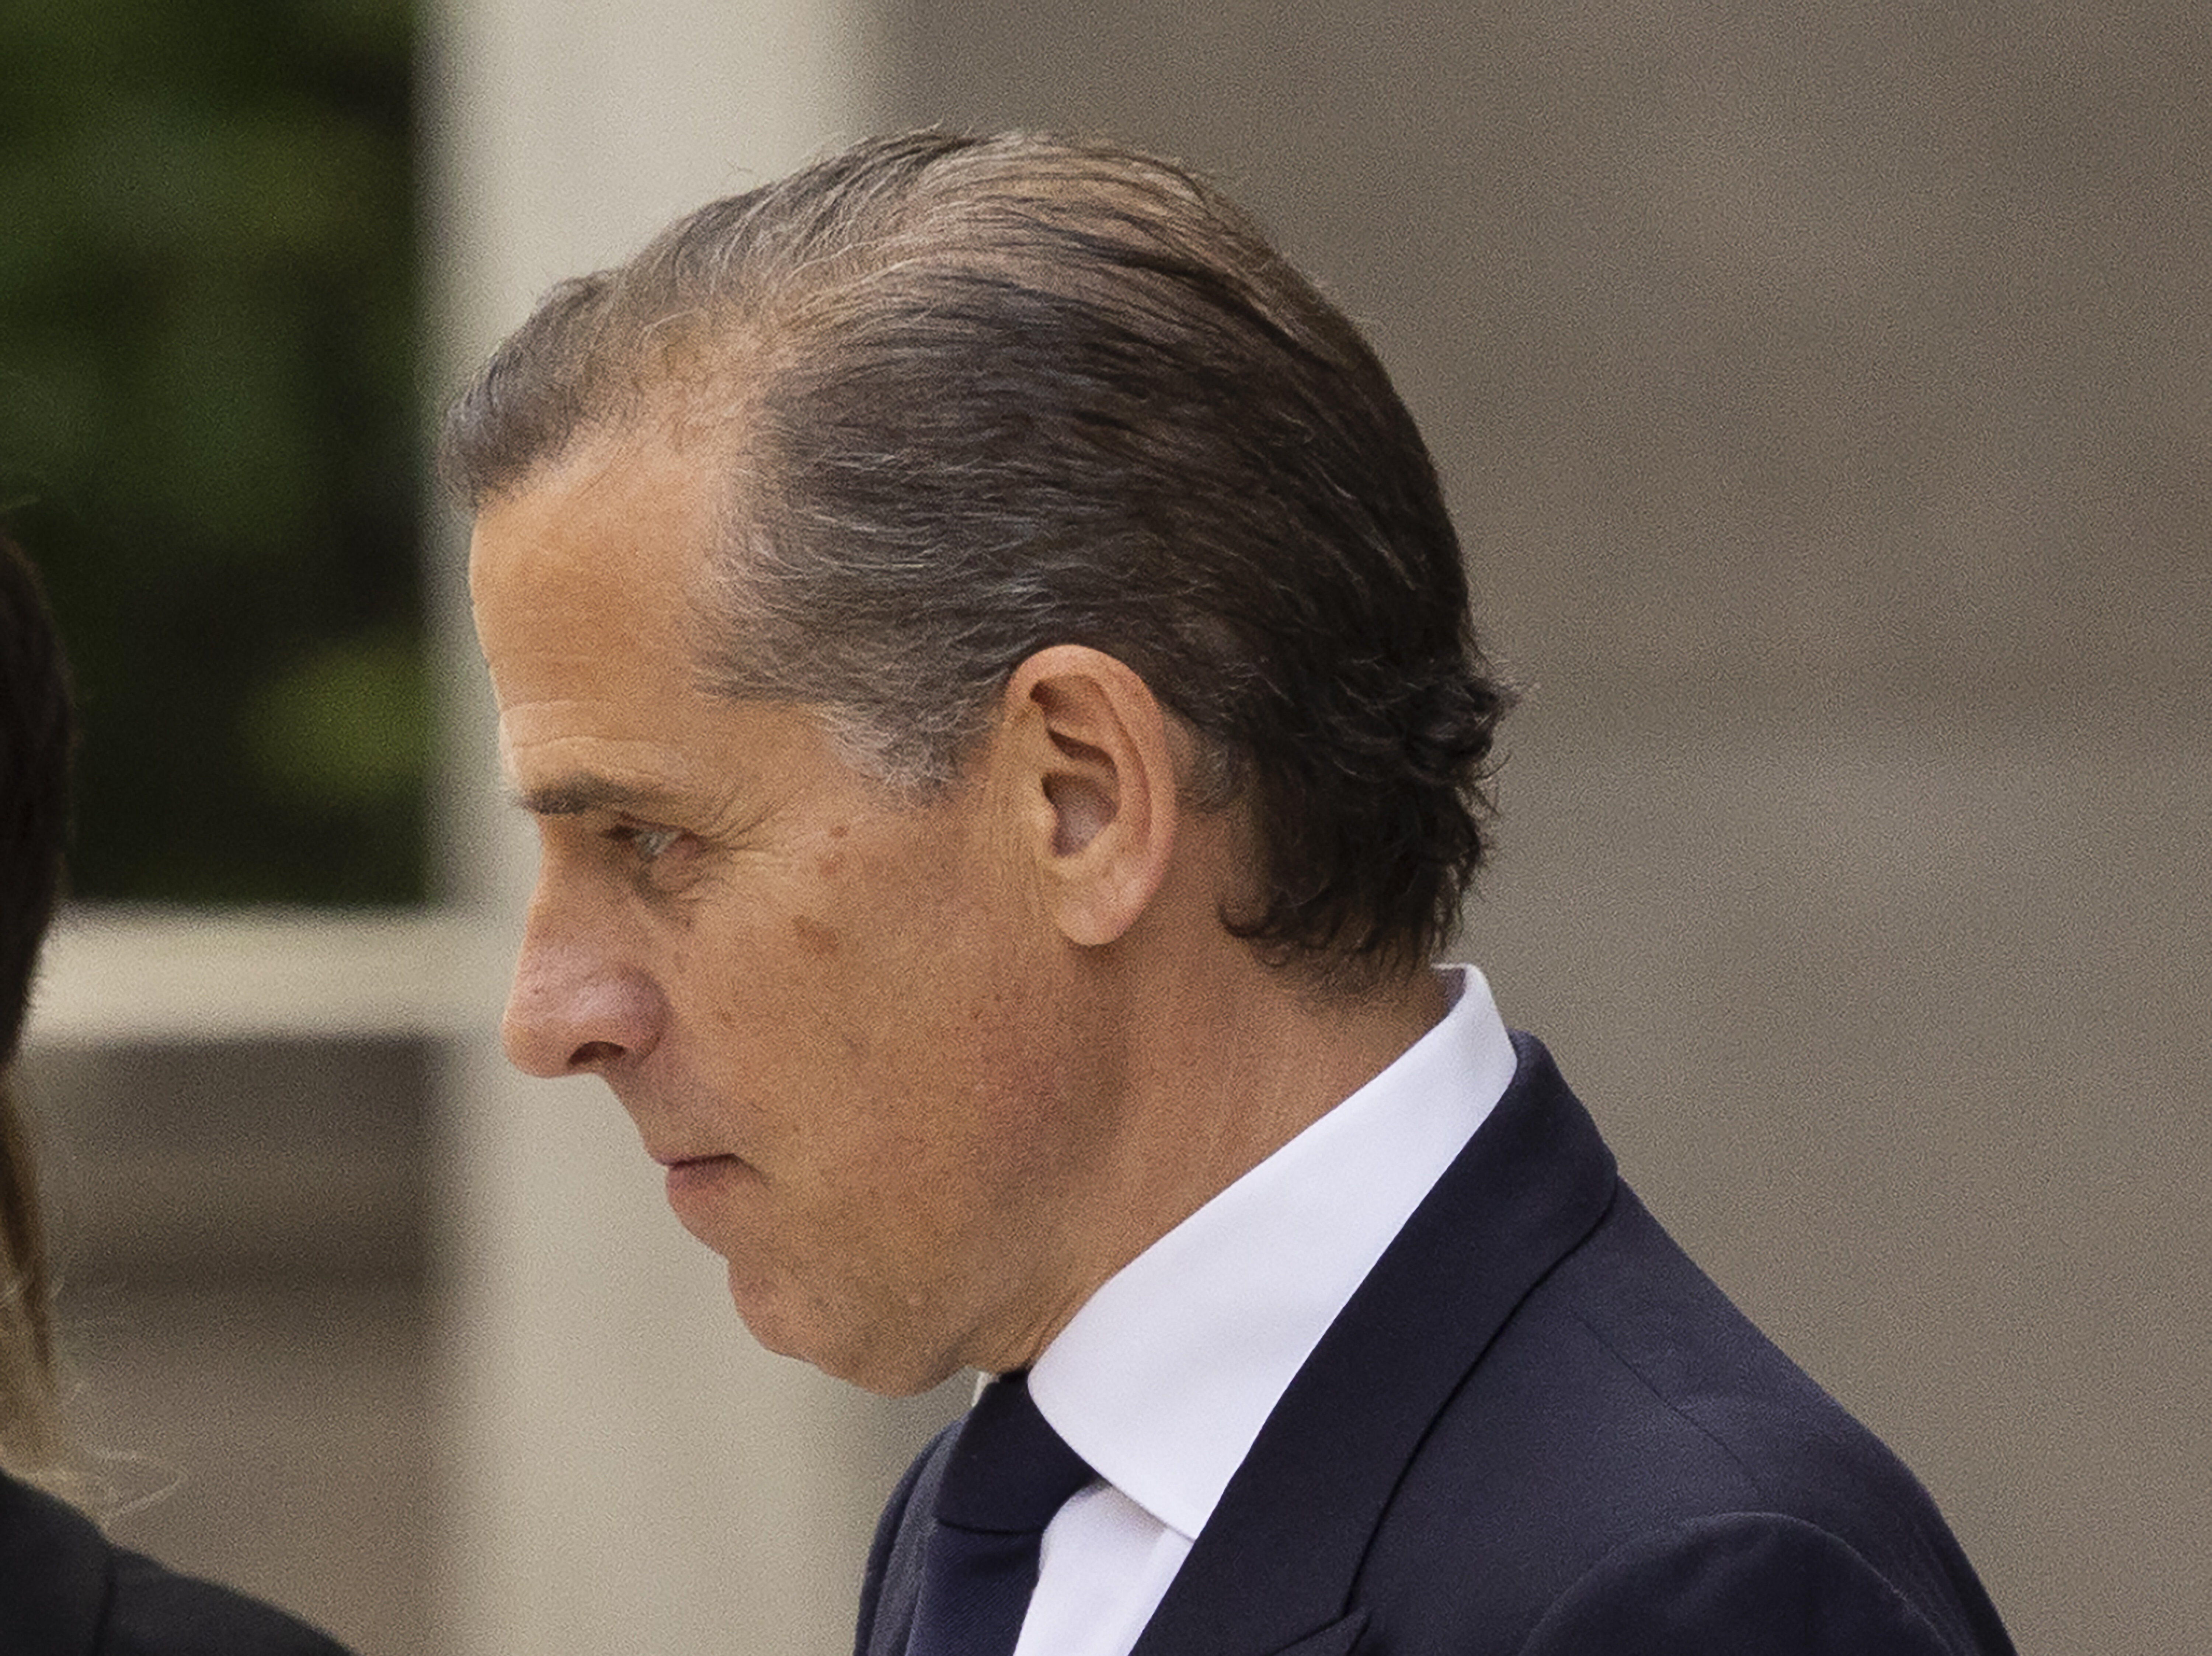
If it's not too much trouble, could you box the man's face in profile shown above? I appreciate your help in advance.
[467,432,1112,1393]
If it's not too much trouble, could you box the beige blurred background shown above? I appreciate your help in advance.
[22,1,2209,1653]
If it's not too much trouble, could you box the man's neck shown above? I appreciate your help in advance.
[1003,947,1452,1371]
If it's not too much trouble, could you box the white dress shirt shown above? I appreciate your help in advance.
[1010,965,1518,1656]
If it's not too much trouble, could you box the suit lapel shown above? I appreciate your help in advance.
[1128,1035,1618,1656]
[859,1423,956,1656]
[1253,1609,1370,1656]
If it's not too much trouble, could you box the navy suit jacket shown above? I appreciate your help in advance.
[857,1034,2017,1656]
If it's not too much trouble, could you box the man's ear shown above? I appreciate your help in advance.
[997,645,1179,948]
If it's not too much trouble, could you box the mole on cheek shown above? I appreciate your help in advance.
[792,914,840,957]
[814,820,854,878]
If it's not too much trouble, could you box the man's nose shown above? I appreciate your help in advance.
[500,900,665,1078]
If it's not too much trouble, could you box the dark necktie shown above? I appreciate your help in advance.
[905,1370,1096,1656]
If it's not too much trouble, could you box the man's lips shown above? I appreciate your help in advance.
[660,1153,745,1205]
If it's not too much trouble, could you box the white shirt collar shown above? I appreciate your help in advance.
[1027,964,1516,1541]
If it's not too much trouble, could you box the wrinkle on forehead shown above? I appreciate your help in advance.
[467,412,811,840]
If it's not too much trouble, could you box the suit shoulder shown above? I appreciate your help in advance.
[1364,1188,2011,1653]
[100,1551,354,1656]
[0,1471,113,1645]
[1543,1188,1984,1571]
[1517,1511,2013,1656]
[1397,1184,1915,1532]
[0,1472,349,1656]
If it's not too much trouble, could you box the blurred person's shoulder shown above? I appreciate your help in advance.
[0,1469,353,1656]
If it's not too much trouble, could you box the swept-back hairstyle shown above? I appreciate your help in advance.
[1,527,76,1488]
[443,131,1512,985]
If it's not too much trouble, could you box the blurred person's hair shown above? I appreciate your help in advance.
[442,130,1513,992]
[0,525,76,1492]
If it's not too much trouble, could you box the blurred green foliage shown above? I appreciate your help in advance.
[0,0,424,904]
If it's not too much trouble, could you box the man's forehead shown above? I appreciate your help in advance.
[471,431,723,587]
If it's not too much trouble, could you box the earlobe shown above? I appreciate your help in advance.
[1001,646,1179,948]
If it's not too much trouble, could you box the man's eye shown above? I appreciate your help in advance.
[610,823,683,865]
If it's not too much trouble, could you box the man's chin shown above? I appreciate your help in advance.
[722,1261,965,1398]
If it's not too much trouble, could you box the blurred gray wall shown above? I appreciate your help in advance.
[871,3,2208,1653]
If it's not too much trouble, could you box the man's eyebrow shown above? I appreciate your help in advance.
[509,775,677,817]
